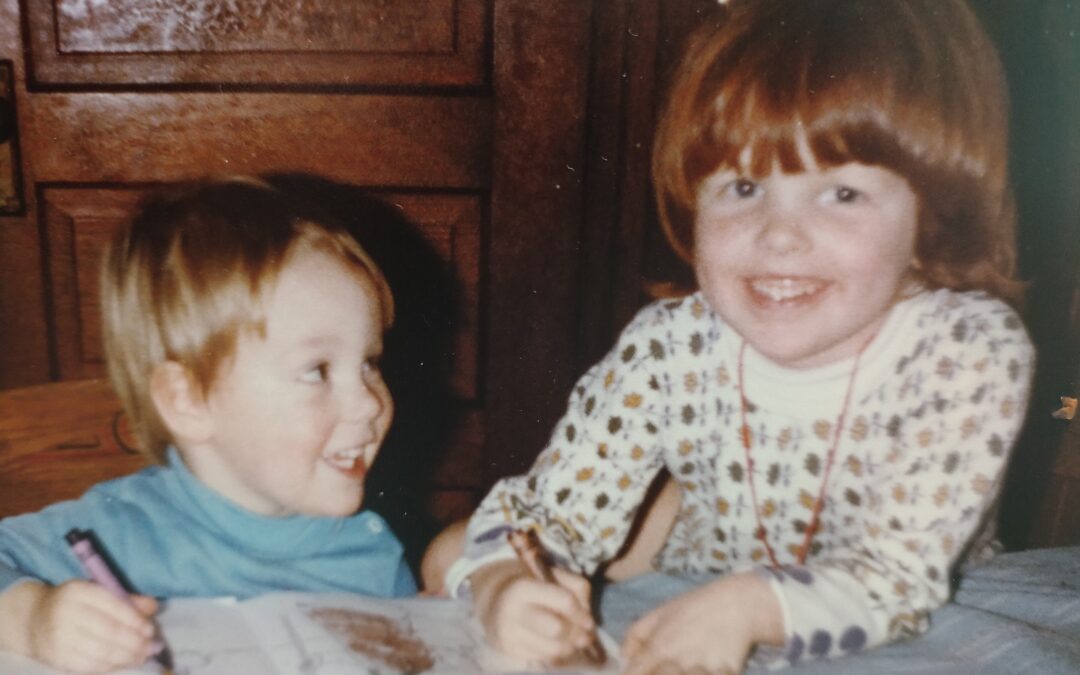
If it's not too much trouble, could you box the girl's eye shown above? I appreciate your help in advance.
[729,178,759,198]
[301,362,330,383]
[833,186,862,203]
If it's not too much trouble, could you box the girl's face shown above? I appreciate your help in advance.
[693,155,919,369]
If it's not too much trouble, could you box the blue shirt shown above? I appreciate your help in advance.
[0,448,416,598]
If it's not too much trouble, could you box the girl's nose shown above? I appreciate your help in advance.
[756,204,810,255]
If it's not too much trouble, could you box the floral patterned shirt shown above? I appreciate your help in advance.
[449,288,1034,667]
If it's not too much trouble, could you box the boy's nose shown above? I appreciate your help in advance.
[342,379,388,423]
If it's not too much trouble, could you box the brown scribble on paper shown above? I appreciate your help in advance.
[308,607,435,672]
[1052,396,1077,421]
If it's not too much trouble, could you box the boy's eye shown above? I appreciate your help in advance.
[300,362,330,383]
[362,356,383,375]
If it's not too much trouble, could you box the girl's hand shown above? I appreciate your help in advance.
[621,572,783,675]
[1,579,159,674]
[471,558,597,665]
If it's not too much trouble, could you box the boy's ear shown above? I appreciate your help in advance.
[149,361,214,444]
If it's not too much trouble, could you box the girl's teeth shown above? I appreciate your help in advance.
[750,278,823,301]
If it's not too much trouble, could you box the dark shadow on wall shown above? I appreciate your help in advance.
[267,173,460,576]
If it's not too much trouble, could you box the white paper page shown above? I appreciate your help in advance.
[0,593,620,674]
[237,592,620,674]
[155,596,279,674]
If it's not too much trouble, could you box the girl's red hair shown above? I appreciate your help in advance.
[653,0,1020,302]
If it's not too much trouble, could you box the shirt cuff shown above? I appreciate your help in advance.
[445,545,520,599]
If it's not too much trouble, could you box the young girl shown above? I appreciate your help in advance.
[439,0,1035,673]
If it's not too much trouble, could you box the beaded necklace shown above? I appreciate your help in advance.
[736,335,873,568]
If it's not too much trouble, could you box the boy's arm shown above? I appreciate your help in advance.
[0,502,91,595]
[0,576,159,673]
[0,497,161,672]
[0,579,47,655]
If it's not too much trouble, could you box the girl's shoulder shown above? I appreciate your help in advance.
[621,291,718,335]
[889,288,1034,368]
[904,288,1029,342]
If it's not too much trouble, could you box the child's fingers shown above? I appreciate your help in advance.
[130,594,160,617]
[62,631,148,674]
[621,610,659,665]
[550,566,592,610]
[78,584,156,637]
[69,588,156,668]
[521,576,595,633]
[510,607,590,662]
[494,577,595,662]
[40,619,148,674]
[28,582,149,674]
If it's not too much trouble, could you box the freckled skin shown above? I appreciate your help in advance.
[693,155,918,370]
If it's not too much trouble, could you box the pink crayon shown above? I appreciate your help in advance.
[65,529,173,672]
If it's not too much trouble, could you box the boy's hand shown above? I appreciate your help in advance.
[621,572,783,675]
[0,579,159,674]
[471,558,597,665]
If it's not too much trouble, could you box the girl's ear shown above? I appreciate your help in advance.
[149,361,214,445]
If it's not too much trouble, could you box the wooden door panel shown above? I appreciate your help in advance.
[26,94,490,186]
[25,0,485,86]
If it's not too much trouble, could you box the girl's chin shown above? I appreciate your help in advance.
[745,335,832,369]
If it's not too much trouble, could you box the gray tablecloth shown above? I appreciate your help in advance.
[598,547,1080,674]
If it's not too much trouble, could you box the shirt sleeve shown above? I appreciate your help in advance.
[760,300,1035,667]
[0,499,89,593]
[448,304,676,596]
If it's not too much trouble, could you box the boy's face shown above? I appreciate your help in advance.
[693,151,918,369]
[190,245,392,517]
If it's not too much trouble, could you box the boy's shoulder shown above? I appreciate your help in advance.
[0,463,172,554]
[43,462,171,519]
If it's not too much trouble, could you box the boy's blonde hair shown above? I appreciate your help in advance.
[653,0,1021,303]
[101,176,394,463]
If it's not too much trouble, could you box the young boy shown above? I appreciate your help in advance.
[0,177,416,673]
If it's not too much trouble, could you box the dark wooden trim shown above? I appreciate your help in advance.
[484,0,593,485]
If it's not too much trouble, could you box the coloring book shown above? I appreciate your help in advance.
[0,592,620,674]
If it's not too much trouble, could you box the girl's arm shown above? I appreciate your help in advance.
[622,570,783,674]
[447,300,679,596]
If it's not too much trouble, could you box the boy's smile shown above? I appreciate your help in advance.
[693,155,919,370]
[185,243,393,517]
